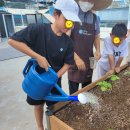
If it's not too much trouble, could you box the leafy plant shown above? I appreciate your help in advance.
[109,75,120,81]
[97,81,112,92]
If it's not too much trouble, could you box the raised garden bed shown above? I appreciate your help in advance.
[46,64,130,130]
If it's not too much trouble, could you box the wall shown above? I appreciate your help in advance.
[98,7,129,27]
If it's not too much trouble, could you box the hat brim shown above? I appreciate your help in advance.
[76,0,112,11]
[92,0,112,11]
[62,11,81,22]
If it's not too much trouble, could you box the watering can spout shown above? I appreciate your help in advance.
[68,96,79,101]
[44,95,79,102]
[44,83,79,102]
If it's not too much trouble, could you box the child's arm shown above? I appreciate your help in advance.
[8,39,50,71]
[115,57,123,73]
[103,37,115,75]
[107,54,115,75]
[57,64,70,78]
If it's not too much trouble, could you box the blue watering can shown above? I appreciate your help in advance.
[22,59,79,102]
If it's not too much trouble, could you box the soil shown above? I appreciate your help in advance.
[55,68,130,130]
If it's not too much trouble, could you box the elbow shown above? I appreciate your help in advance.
[66,64,71,69]
[8,39,14,46]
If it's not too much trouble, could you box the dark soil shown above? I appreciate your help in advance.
[55,68,130,130]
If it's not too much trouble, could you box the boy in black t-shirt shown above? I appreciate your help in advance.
[8,0,80,130]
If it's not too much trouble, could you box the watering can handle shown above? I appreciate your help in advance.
[23,59,55,77]
[23,58,36,77]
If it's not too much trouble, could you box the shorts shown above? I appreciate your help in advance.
[26,79,61,107]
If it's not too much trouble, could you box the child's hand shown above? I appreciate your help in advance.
[36,56,50,71]
[115,67,120,73]
[106,69,115,75]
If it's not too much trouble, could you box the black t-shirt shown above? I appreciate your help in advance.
[11,23,74,72]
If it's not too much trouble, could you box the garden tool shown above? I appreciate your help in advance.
[22,58,84,102]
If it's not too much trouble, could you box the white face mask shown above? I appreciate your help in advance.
[78,1,94,12]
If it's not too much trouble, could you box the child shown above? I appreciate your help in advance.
[8,0,80,130]
[97,23,128,79]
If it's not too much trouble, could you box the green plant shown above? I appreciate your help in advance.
[97,81,112,92]
[109,75,120,81]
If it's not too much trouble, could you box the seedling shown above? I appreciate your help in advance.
[97,81,112,92]
[109,75,120,81]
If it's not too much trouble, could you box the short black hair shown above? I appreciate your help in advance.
[112,23,127,38]
[54,9,62,16]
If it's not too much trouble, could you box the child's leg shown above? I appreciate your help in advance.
[26,97,45,130]
[34,105,44,130]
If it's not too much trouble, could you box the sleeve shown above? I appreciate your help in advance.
[120,41,128,57]
[95,15,100,35]
[103,38,113,55]
[64,38,74,65]
[10,24,39,49]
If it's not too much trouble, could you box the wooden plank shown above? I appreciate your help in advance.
[50,63,128,113]
[49,116,74,130]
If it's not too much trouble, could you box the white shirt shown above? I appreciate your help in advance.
[98,37,128,71]
[127,21,130,42]
[127,21,130,29]
[127,21,130,61]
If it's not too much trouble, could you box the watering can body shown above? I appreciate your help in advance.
[22,59,78,102]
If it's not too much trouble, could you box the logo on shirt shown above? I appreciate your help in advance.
[60,48,63,52]
[78,29,92,36]
[114,51,121,57]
